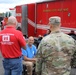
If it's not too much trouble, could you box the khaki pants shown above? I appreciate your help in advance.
[23,60,33,75]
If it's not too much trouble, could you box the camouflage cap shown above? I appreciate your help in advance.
[49,16,61,25]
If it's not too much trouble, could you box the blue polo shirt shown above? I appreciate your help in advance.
[22,44,37,58]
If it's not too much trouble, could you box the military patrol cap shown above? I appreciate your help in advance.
[49,16,61,25]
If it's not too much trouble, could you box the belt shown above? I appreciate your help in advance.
[4,56,22,59]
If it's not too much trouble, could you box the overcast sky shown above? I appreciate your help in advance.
[0,0,44,13]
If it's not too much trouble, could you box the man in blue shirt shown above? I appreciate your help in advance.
[22,36,37,75]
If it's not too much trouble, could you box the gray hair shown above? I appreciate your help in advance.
[49,16,61,26]
[7,16,17,25]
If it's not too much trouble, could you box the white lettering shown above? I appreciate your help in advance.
[2,35,10,42]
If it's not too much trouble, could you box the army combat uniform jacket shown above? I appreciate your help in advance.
[36,31,76,75]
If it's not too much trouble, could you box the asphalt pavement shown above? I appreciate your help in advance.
[0,52,4,75]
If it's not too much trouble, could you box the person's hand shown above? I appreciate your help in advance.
[32,58,37,63]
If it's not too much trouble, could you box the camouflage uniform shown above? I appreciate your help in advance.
[36,31,76,75]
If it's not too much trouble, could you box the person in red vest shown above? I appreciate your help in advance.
[0,16,26,75]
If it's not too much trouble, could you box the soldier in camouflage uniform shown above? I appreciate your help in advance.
[35,16,76,75]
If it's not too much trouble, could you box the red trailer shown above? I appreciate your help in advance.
[15,0,76,37]
[16,4,35,37]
